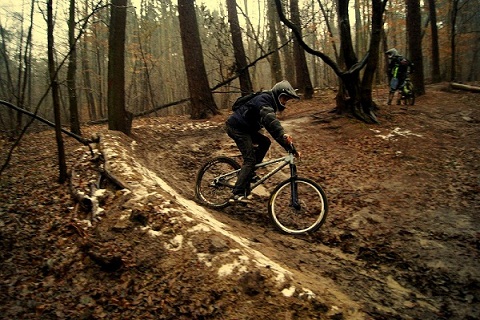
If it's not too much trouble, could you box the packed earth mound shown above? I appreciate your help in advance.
[1,84,479,319]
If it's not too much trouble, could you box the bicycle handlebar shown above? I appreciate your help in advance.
[288,143,299,157]
[282,134,299,157]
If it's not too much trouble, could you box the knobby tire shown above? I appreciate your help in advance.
[268,177,328,235]
[195,157,240,209]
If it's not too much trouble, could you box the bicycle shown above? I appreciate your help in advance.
[194,145,328,235]
[400,75,415,105]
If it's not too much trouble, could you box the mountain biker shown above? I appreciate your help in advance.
[386,48,413,105]
[226,80,300,202]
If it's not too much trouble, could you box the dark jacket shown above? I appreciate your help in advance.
[388,55,411,81]
[226,92,288,148]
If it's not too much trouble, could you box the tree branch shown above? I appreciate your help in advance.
[86,41,292,120]
[273,0,342,75]
[273,0,370,77]
[211,40,291,91]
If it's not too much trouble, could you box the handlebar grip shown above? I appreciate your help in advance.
[289,143,297,154]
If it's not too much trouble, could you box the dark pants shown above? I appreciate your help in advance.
[226,126,271,196]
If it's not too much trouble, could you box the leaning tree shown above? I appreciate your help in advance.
[275,0,388,124]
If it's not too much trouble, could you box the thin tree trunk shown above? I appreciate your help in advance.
[0,22,16,131]
[427,0,441,83]
[47,0,68,183]
[137,30,156,112]
[227,0,253,95]
[15,7,26,134]
[82,30,97,120]
[290,0,313,98]
[19,0,34,116]
[68,0,81,135]
[450,0,459,81]
[267,0,283,84]
[93,18,105,119]
[317,0,339,63]
[354,0,361,53]
[276,17,294,83]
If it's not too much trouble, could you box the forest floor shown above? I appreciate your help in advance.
[0,83,479,319]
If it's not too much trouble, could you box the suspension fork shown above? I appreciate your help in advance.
[289,163,301,209]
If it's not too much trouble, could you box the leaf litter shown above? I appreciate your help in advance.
[1,84,479,319]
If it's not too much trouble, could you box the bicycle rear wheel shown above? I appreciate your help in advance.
[195,157,240,208]
[268,177,328,235]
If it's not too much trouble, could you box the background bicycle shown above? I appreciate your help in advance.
[400,74,415,105]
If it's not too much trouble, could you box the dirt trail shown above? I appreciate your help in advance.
[133,86,480,319]
[1,85,478,319]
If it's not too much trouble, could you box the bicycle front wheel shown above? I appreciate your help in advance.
[268,177,328,235]
[195,157,240,209]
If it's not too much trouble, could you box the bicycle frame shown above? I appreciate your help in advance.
[214,154,296,188]
[212,153,300,205]
[252,153,297,188]
[402,77,412,93]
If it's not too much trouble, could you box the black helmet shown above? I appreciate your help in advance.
[271,80,300,111]
[385,48,398,59]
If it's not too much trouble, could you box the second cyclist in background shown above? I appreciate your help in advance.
[386,48,414,105]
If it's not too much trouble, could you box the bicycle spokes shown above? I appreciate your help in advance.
[269,178,328,234]
[195,157,240,208]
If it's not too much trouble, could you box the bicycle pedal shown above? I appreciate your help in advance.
[229,195,252,205]
[250,175,261,183]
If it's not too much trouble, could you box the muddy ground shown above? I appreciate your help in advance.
[1,84,479,319]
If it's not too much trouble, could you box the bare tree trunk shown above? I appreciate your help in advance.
[354,0,362,54]
[92,11,106,120]
[47,0,67,183]
[360,0,384,118]
[10,0,35,135]
[136,30,156,112]
[0,22,16,132]
[406,0,425,95]
[96,49,105,119]
[107,0,131,135]
[467,34,480,81]
[177,0,218,119]
[20,0,34,114]
[267,0,283,84]
[335,0,360,112]
[227,0,253,95]
[427,0,441,83]
[68,0,81,135]
[290,0,313,99]
[15,9,25,134]
[450,0,459,82]
[275,18,294,83]
[317,0,339,63]
[81,30,97,120]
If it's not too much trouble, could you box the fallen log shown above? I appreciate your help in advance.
[451,82,480,92]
